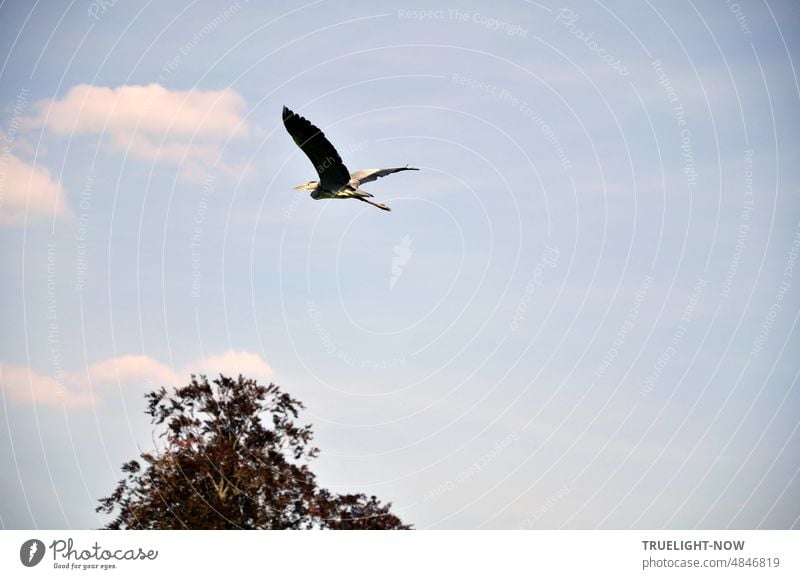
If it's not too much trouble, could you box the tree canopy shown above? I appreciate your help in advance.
[97,374,410,530]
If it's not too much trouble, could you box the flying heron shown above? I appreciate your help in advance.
[282,106,418,212]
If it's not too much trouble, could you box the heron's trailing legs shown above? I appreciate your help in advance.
[356,196,391,211]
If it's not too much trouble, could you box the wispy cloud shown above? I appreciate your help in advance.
[0,153,70,225]
[23,83,252,182]
[0,362,94,407]
[87,354,178,387]
[0,350,272,408]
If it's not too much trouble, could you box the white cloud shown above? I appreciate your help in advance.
[88,355,178,387]
[0,362,94,408]
[0,350,272,408]
[27,84,249,138]
[192,350,273,379]
[0,153,70,225]
[24,83,252,182]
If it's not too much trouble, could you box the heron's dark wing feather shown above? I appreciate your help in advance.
[282,106,351,189]
[350,166,419,185]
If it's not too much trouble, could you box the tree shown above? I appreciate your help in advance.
[97,374,410,529]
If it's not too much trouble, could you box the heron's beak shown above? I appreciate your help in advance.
[293,184,305,190]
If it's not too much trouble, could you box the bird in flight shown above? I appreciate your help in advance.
[282,106,418,212]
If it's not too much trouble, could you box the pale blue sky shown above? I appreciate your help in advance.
[1,0,799,529]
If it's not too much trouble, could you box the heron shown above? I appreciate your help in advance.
[282,106,418,212]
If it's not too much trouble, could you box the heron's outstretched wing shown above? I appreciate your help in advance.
[282,106,351,189]
[350,166,419,186]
